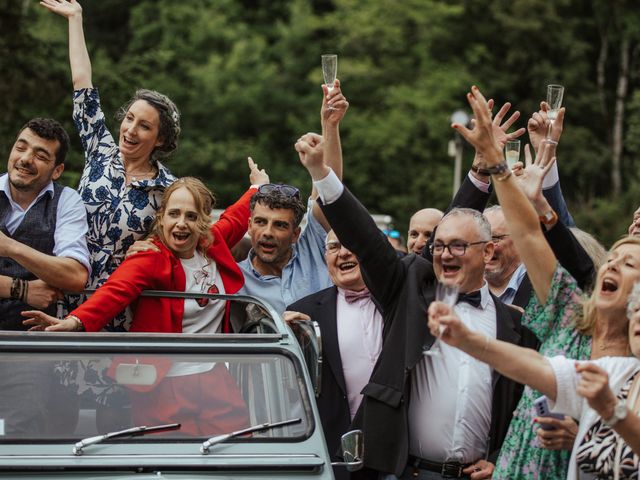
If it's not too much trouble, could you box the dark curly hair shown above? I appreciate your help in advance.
[18,118,70,165]
[250,188,306,227]
[116,89,181,162]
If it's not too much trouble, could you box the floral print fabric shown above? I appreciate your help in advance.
[493,265,592,479]
[72,88,176,331]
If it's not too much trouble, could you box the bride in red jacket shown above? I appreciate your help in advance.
[23,163,266,334]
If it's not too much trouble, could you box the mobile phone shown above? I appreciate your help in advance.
[533,395,565,430]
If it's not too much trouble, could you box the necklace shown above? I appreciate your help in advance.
[124,161,156,182]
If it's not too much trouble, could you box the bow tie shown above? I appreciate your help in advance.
[456,290,482,309]
[343,287,372,304]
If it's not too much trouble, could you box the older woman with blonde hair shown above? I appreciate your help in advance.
[445,85,640,479]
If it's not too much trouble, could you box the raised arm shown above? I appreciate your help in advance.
[311,79,348,232]
[40,0,92,89]
[454,86,557,304]
[428,301,558,399]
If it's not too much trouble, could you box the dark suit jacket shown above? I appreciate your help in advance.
[319,187,538,476]
[289,286,358,480]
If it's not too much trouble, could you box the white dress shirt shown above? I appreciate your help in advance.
[409,283,497,463]
[0,174,90,273]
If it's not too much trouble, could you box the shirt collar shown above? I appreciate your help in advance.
[500,263,527,297]
[0,173,54,207]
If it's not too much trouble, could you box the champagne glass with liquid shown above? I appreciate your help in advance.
[423,282,459,357]
[546,84,564,139]
[322,54,338,92]
[505,140,521,168]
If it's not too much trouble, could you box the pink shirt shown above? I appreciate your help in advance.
[336,288,384,420]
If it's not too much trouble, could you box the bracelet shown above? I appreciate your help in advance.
[495,170,513,182]
[544,139,558,146]
[470,165,491,176]
[481,335,491,361]
[20,280,29,303]
[10,278,21,299]
[66,315,85,332]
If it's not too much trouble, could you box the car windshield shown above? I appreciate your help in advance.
[0,349,310,442]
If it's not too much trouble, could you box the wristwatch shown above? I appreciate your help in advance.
[603,400,627,427]
[538,210,558,227]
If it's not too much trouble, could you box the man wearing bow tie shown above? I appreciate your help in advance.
[294,132,538,480]
[286,228,383,480]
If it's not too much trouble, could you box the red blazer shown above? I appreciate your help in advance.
[73,188,256,333]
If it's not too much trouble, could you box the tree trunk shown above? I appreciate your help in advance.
[612,36,630,197]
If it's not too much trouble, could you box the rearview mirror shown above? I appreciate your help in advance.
[331,429,364,471]
[289,319,322,397]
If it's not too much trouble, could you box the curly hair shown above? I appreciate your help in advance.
[249,189,306,227]
[18,118,70,165]
[150,177,216,255]
[116,89,181,162]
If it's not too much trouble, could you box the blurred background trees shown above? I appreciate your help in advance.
[2,0,639,246]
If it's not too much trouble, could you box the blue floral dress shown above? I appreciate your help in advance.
[71,88,176,331]
[493,265,592,479]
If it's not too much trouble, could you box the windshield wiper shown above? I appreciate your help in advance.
[200,418,301,454]
[73,423,181,456]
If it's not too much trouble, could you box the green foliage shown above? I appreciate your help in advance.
[2,0,640,242]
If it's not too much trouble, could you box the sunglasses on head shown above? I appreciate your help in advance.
[257,183,301,200]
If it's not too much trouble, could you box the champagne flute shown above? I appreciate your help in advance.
[321,54,338,92]
[423,282,459,357]
[505,140,521,168]
[546,84,564,139]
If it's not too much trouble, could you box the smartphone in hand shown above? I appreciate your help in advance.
[533,395,565,430]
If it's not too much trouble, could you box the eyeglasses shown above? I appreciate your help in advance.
[325,240,343,254]
[429,240,488,257]
[491,234,510,244]
[257,183,301,200]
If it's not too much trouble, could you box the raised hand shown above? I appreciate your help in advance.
[491,101,526,149]
[427,301,471,348]
[40,0,82,18]
[535,416,578,450]
[514,143,556,205]
[528,102,565,154]
[575,362,618,420]
[453,86,503,166]
[248,156,269,186]
[321,79,349,127]
[295,132,327,180]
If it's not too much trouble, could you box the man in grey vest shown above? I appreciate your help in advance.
[0,118,90,330]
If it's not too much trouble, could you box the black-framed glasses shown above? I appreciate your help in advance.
[257,183,301,200]
[491,234,510,244]
[429,240,488,257]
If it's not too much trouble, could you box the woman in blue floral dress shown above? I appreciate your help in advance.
[43,0,181,331]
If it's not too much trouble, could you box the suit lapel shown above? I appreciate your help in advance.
[318,287,348,396]
[491,293,521,386]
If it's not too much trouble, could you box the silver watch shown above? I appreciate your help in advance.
[603,400,627,427]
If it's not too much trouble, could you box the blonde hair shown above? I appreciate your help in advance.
[577,236,640,335]
[150,177,216,255]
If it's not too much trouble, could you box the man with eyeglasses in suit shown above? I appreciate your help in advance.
[237,80,349,314]
[294,130,539,480]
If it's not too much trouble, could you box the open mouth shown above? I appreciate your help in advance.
[173,231,190,242]
[15,165,35,175]
[601,278,618,293]
[122,136,138,146]
[442,264,461,274]
[258,241,276,253]
[338,261,357,272]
